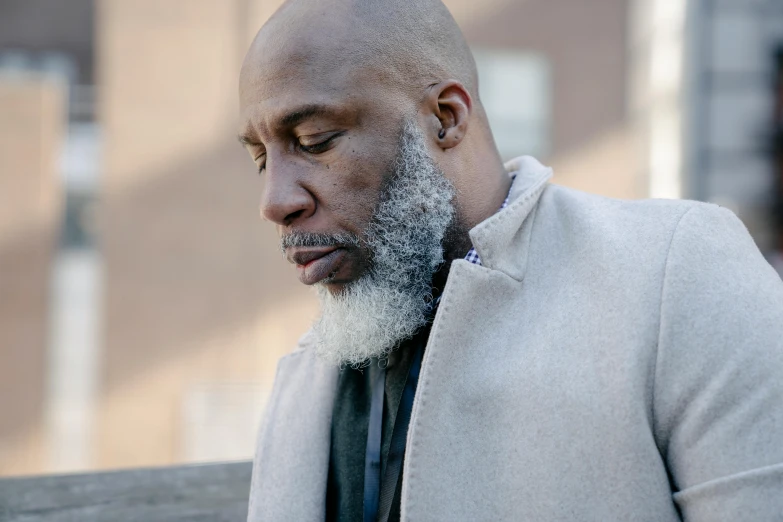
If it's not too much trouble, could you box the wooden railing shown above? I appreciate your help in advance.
[0,461,252,521]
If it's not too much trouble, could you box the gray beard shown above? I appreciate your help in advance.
[313,121,456,367]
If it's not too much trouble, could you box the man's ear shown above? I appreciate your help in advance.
[426,80,473,150]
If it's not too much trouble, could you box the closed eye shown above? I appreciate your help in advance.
[298,132,343,155]
[252,132,343,176]
[255,154,266,175]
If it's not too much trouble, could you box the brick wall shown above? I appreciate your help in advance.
[0,77,64,475]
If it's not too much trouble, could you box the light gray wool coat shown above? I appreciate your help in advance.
[248,157,783,521]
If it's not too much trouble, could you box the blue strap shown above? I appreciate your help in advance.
[377,343,422,522]
[363,363,386,522]
[362,341,424,522]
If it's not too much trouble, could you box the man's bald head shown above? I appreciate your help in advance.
[246,0,480,103]
[238,0,510,302]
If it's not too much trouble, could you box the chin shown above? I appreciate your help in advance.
[318,280,347,295]
[318,256,369,294]
[318,271,361,295]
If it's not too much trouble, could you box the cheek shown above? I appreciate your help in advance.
[336,170,381,233]
[320,148,390,230]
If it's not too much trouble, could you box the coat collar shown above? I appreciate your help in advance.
[469,156,552,281]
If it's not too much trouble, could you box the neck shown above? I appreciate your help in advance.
[432,152,511,293]
[464,149,512,229]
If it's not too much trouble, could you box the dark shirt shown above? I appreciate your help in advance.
[325,325,431,522]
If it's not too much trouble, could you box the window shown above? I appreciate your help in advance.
[472,48,551,161]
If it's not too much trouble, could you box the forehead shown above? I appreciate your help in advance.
[239,71,361,142]
[237,6,418,133]
[238,47,410,145]
[242,38,362,126]
[241,8,360,103]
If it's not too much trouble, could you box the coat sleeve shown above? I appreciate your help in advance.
[653,203,783,521]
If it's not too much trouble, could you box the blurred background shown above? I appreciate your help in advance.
[1,0,782,478]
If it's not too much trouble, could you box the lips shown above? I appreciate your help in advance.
[287,247,347,285]
[290,248,337,267]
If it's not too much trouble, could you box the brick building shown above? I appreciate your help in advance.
[0,0,780,476]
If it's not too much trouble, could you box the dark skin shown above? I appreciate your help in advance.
[238,7,511,295]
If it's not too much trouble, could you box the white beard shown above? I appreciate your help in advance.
[313,122,456,367]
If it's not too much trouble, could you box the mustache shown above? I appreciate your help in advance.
[280,231,361,253]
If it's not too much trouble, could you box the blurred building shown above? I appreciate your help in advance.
[682,0,783,257]
[0,0,781,477]
[0,0,91,476]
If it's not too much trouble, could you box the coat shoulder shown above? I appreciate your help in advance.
[533,184,738,266]
[541,183,703,231]
[290,328,318,355]
[275,329,324,380]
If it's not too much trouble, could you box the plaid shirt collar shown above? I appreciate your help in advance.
[463,174,516,266]
[428,175,516,312]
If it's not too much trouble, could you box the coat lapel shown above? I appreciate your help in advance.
[469,156,552,280]
[400,156,552,520]
[247,345,338,522]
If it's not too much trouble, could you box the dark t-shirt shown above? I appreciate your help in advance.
[325,325,431,522]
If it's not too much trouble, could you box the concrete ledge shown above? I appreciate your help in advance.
[0,461,251,522]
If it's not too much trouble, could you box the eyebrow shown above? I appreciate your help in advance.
[279,104,337,128]
[237,135,256,146]
[238,104,340,146]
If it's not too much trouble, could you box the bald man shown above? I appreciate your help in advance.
[238,1,783,521]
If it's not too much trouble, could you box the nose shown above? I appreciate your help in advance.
[259,156,315,226]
